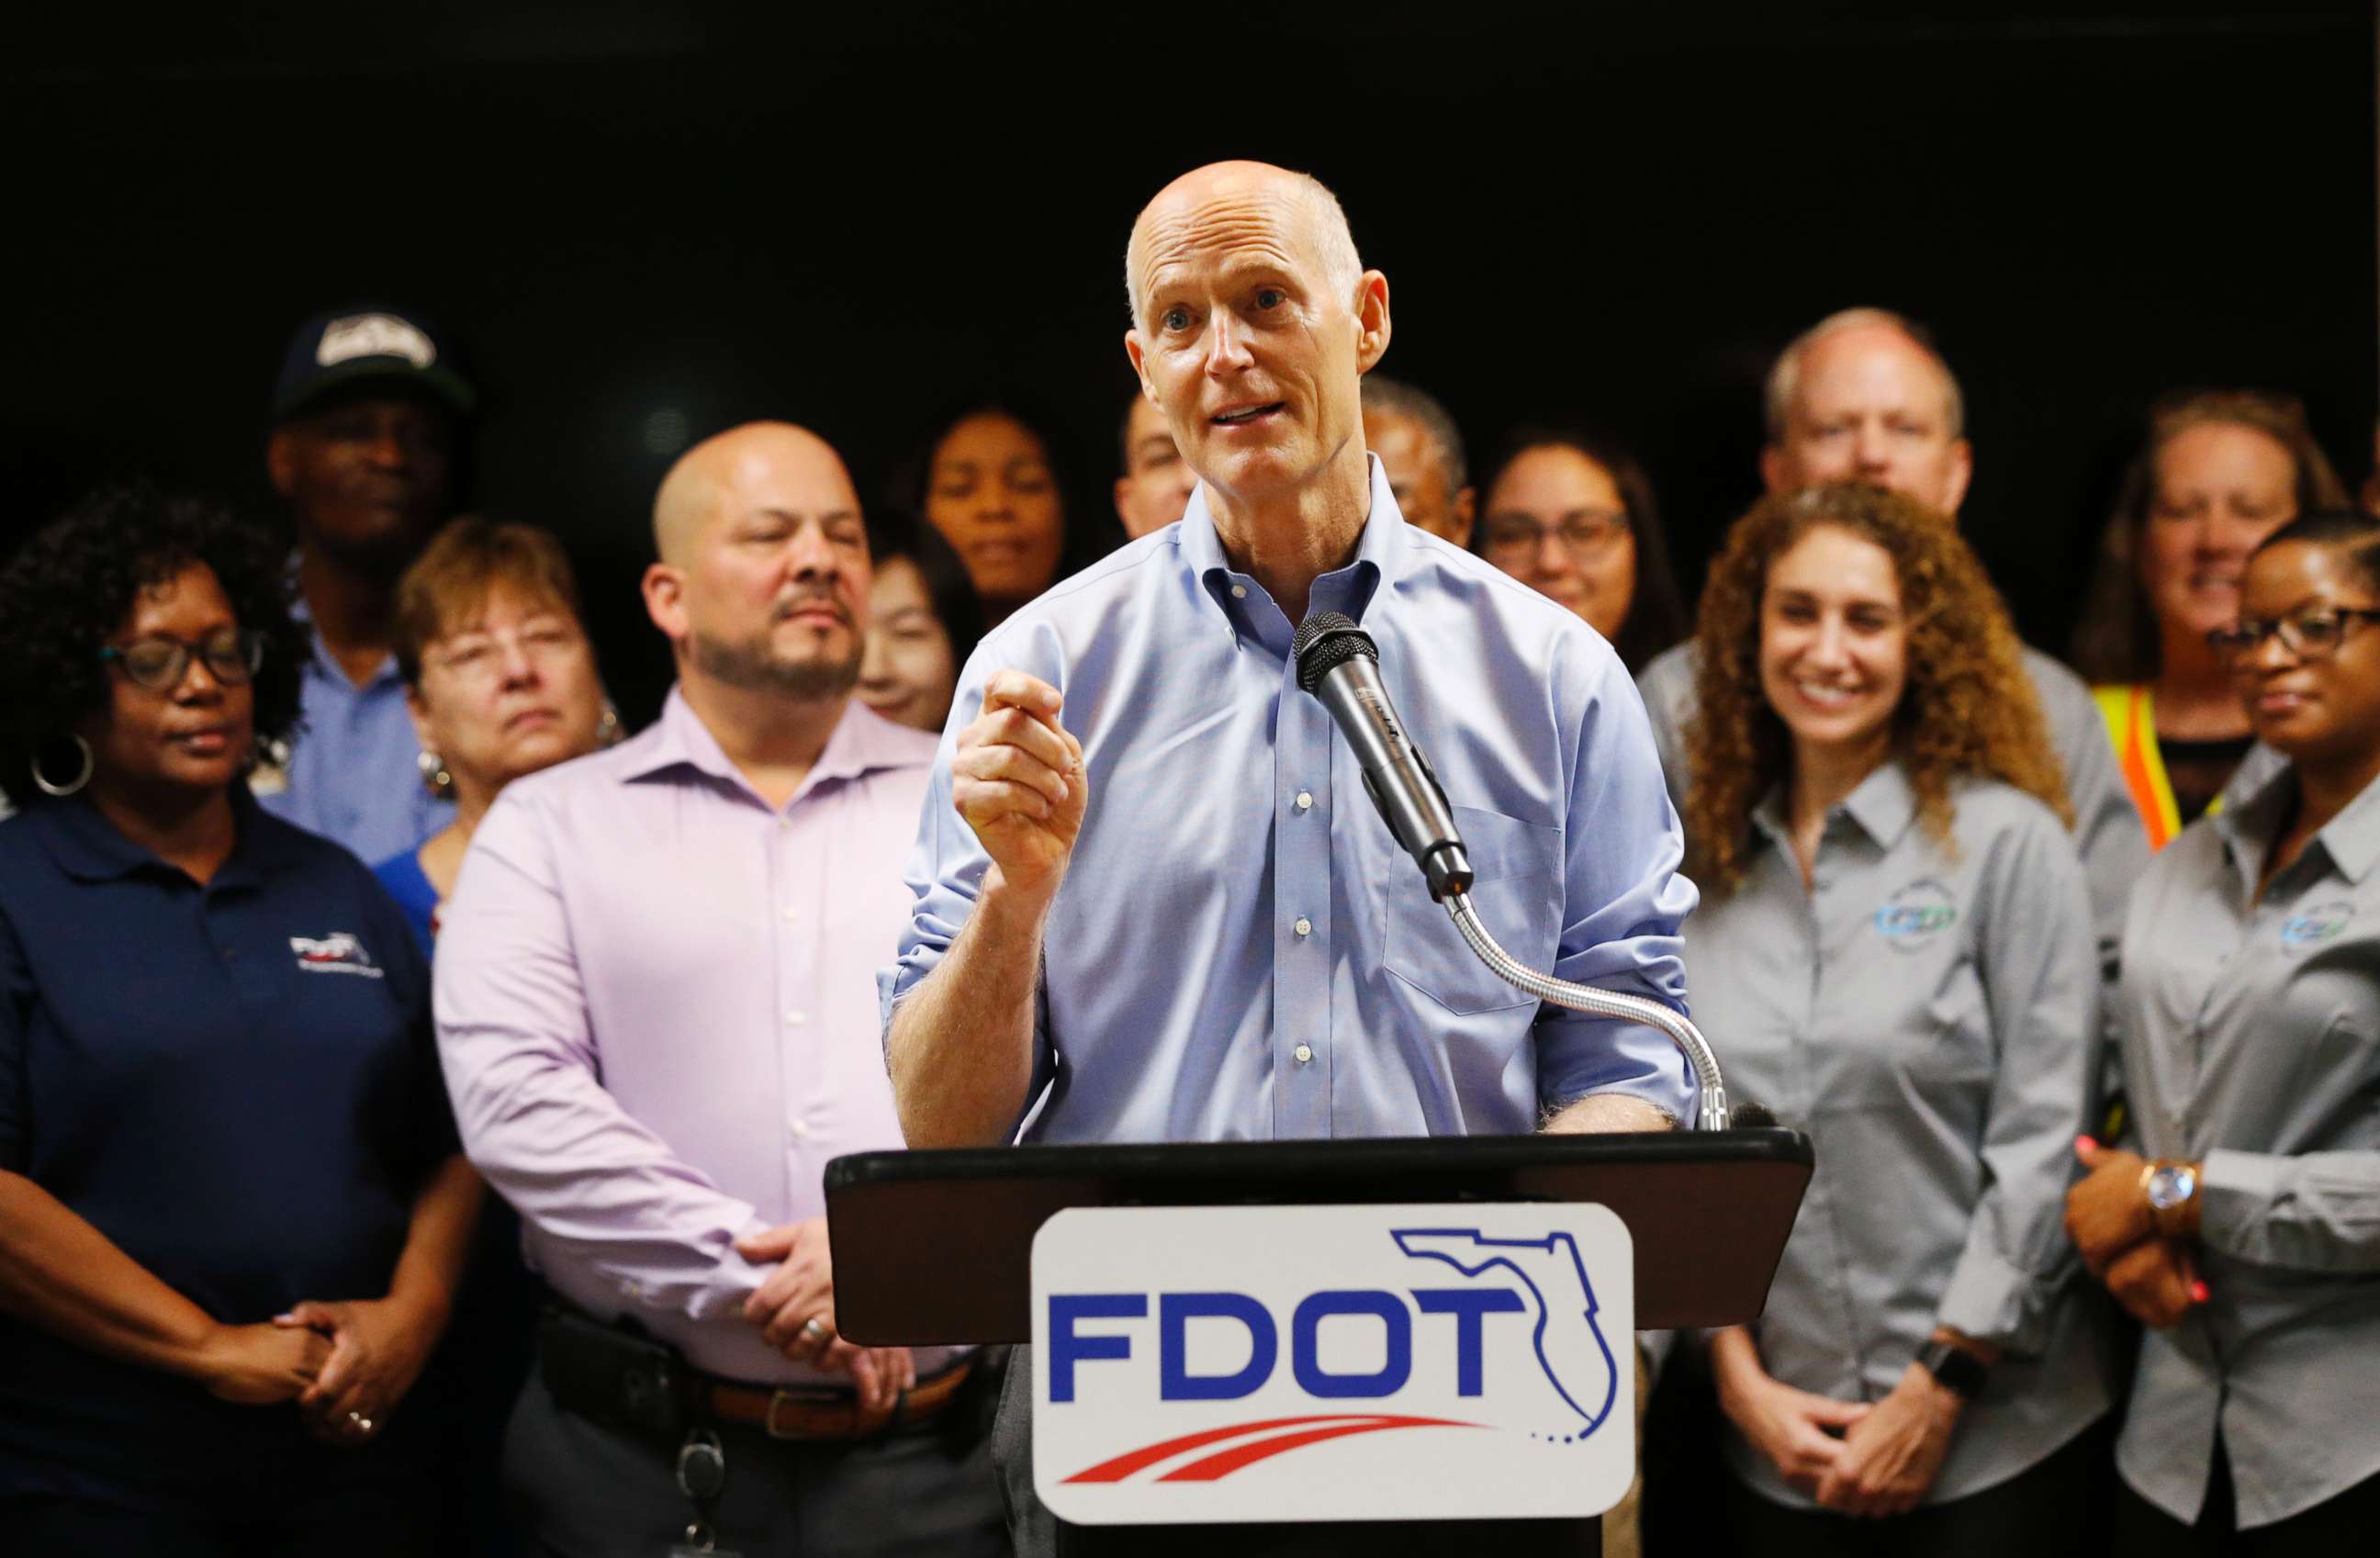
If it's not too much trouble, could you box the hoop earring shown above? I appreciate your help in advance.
[32,735,95,798]
[417,748,455,801]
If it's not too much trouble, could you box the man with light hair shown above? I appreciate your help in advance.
[1363,375,1476,545]
[885,160,1696,1554]
[1637,307,2145,958]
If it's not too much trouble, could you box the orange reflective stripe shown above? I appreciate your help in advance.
[2094,683,2183,851]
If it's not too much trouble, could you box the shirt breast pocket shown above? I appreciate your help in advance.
[1382,805,1561,1016]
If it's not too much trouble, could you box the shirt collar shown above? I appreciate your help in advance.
[1840,761,1921,849]
[2213,759,2380,888]
[2326,771,2380,884]
[1750,760,1918,853]
[623,685,926,801]
[32,785,293,889]
[1174,454,1410,627]
[287,588,404,691]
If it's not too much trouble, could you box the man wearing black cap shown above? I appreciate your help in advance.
[256,307,474,863]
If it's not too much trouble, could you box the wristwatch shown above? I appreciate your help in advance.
[1914,1339,1990,1400]
[2145,1160,2200,1238]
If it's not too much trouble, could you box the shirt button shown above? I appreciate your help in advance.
[783,1010,807,1026]
[1230,584,1247,600]
[782,907,800,923]
[1294,917,1312,937]
[1293,1044,1314,1065]
[1296,791,1313,811]
[790,1120,813,1140]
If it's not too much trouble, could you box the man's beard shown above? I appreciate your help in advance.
[690,624,862,701]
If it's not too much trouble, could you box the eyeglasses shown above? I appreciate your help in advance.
[98,629,264,690]
[2206,606,2380,661]
[1479,510,1630,566]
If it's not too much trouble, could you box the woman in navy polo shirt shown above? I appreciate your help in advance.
[0,484,482,1554]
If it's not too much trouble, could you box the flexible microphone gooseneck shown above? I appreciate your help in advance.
[1292,611,1736,1131]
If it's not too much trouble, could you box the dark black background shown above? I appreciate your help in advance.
[8,2,2374,723]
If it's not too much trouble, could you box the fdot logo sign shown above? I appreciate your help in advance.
[1030,1204,1634,1525]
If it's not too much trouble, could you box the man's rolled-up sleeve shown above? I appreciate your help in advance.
[1536,650,1700,1124]
[433,791,768,1323]
[877,634,1060,1120]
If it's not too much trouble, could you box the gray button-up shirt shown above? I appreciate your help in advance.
[1641,643,2147,961]
[1685,764,2116,1507]
[2113,762,2380,1529]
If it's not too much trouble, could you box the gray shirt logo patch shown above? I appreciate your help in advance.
[1873,879,1959,953]
[2281,901,2356,955]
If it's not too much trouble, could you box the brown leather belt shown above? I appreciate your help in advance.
[698,1360,972,1440]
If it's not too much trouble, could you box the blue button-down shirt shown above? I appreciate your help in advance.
[881,458,1697,1141]
[255,611,455,864]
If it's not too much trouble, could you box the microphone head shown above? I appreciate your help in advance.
[1292,611,1378,693]
[1727,1100,1780,1129]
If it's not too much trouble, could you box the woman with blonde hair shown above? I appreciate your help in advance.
[2074,390,2348,848]
[1683,483,2116,1553]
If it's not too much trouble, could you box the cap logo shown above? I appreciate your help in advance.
[316,312,436,370]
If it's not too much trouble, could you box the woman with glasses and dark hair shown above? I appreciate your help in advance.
[0,484,478,1554]
[1472,425,1690,675]
[2068,510,2380,1552]
[2072,390,2350,848]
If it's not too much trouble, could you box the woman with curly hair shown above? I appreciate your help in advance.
[1680,483,2117,1553]
[0,484,479,1553]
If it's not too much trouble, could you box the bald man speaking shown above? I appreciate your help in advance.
[436,423,1004,1556]
[882,163,1695,1551]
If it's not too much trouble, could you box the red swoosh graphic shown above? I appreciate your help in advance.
[1065,1416,1372,1483]
[1158,1416,1485,1481]
[1064,1414,1484,1485]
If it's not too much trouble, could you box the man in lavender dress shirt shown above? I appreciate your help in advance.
[434,422,1004,1556]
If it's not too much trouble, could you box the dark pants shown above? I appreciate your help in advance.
[505,1367,1007,1558]
[2114,1437,2380,1556]
[0,1487,437,1557]
[1719,1415,2117,1558]
[992,1342,1602,1557]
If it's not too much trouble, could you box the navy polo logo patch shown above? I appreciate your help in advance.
[2281,902,2355,955]
[290,932,386,979]
[1873,879,1959,952]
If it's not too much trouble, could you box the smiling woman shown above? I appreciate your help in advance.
[1678,483,2116,1552]
[2074,390,2350,846]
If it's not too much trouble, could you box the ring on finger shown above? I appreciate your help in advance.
[800,1317,829,1344]
[347,1410,376,1435]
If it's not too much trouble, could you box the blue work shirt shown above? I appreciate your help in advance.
[0,790,455,1515]
[256,611,455,864]
[881,457,1698,1141]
